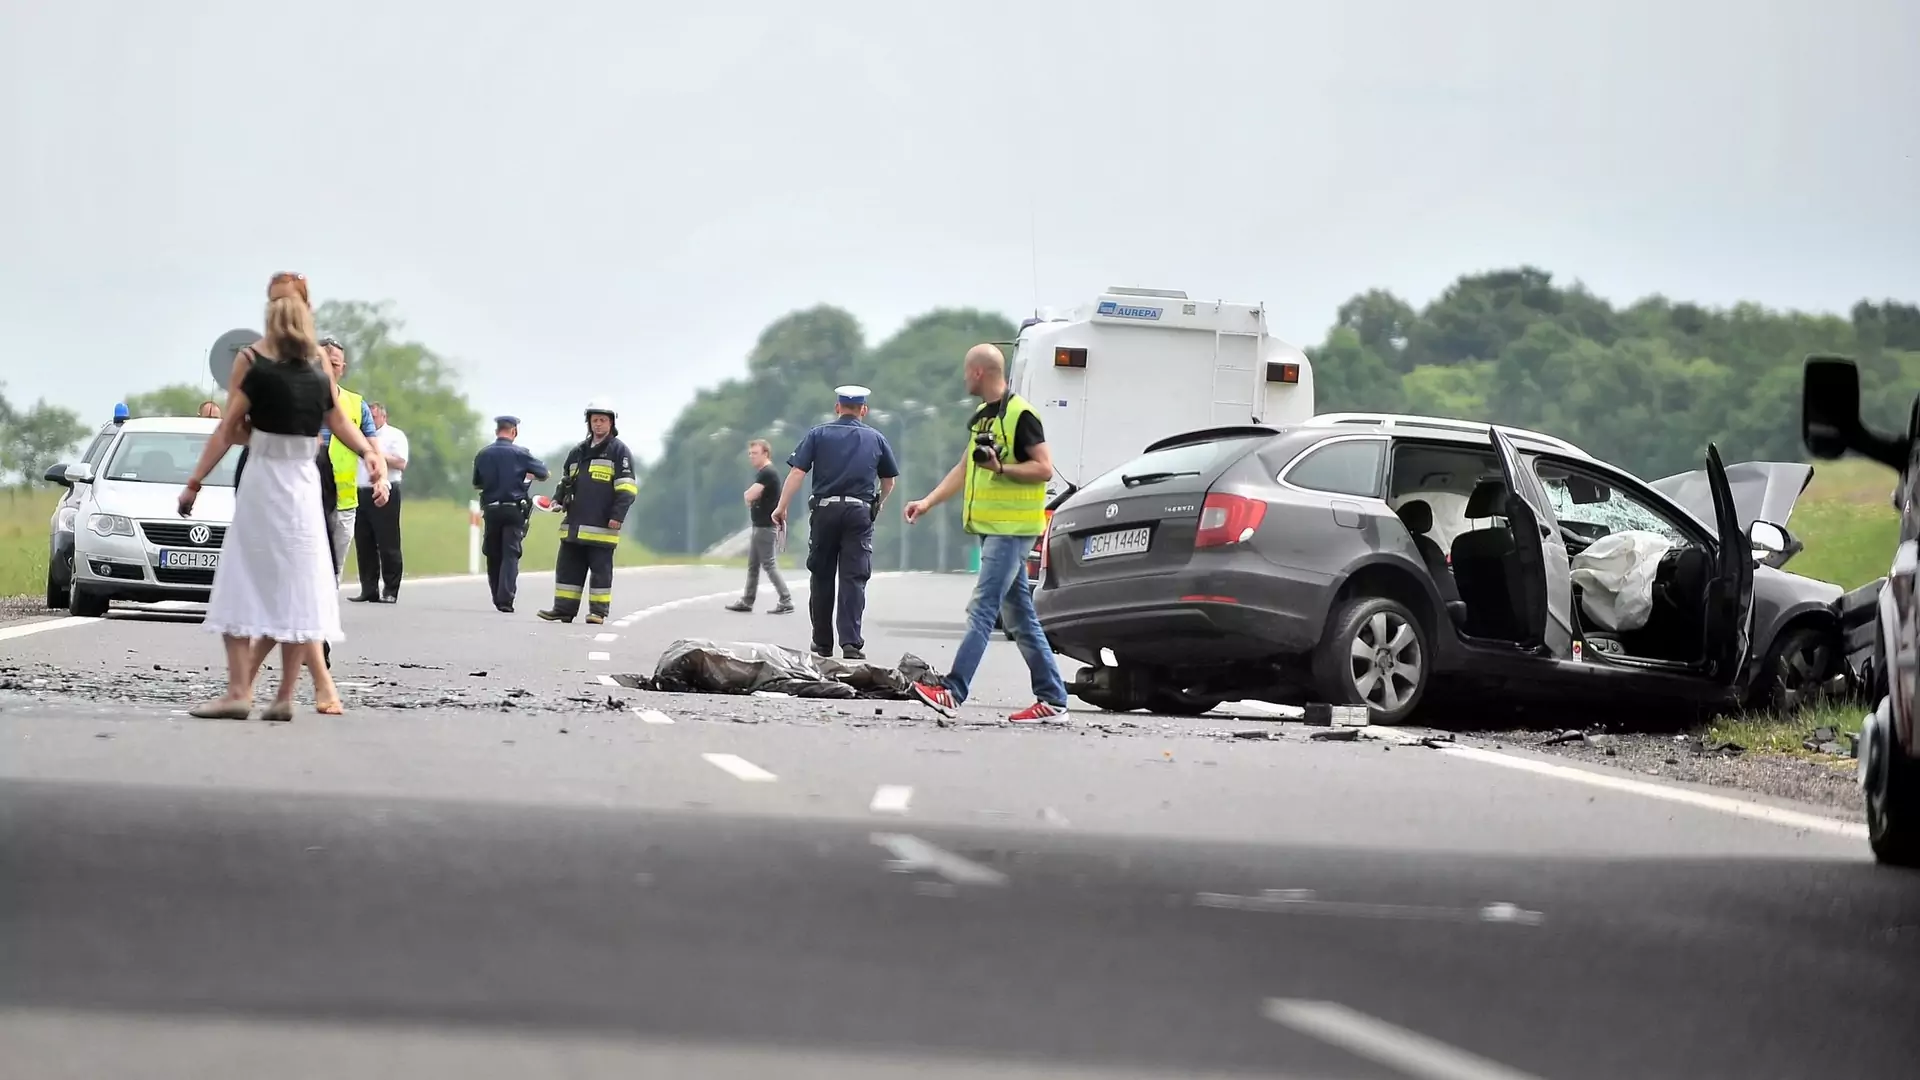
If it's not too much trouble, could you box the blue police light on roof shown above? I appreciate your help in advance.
[112,403,129,422]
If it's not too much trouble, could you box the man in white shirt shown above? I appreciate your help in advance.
[350,402,410,603]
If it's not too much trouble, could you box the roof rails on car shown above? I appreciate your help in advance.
[1302,413,1587,455]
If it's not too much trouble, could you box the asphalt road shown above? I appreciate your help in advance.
[2,564,1918,1079]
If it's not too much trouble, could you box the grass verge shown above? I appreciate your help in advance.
[1702,700,1867,758]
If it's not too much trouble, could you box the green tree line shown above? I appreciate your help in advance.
[61,268,1920,573]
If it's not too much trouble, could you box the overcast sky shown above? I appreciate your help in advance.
[2,0,1915,459]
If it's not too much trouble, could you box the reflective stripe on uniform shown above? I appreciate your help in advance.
[962,394,1049,536]
[588,462,615,482]
[575,524,621,545]
[554,586,583,600]
[589,591,613,603]
[613,480,639,495]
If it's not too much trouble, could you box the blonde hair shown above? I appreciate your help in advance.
[748,438,772,455]
[264,272,320,363]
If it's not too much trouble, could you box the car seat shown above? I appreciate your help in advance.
[1395,499,1464,621]
[137,450,175,481]
[1449,479,1520,639]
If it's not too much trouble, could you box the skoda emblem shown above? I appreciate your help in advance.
[188,524,211,546]
[1104,503,1119,519]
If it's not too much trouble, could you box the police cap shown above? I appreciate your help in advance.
[835,384,870,406]
[494,415,520,429]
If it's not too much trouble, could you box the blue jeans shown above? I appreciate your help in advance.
[943,535,1067,707]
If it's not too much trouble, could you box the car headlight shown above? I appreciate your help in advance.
[88,513,135,538]
[56,506,77,533]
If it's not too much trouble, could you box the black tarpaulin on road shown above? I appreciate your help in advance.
[634,638,943,699]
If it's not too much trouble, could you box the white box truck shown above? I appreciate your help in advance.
[1005,286,1316,591]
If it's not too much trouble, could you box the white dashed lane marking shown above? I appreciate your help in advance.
[702,753,776,782]
[587,651,610,662]
[593,632,619,642]
[633,709,674,725]
[869,785,913,814]
[1264,998,1544,1080]
[871,833,1008,887]
[596,675,619,687]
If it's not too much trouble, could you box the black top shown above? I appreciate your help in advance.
[473,438,550,504]
[749,464,781,527]
[241,352,335,437]
[969,393,1045,464]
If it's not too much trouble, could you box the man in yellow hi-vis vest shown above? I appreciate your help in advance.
[902,343,1068,723]
[538,398,637,625]
[318,337,379,587]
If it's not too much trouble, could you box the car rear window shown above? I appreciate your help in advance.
[105,432,240,486]
[1079,436,1264,496]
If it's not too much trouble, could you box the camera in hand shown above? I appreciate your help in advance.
[971,431,998,465]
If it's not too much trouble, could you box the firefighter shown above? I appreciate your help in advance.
[537,399,637,625]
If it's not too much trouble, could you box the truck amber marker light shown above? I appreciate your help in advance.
[1266,362,1300,384]
[1054,347,1088,368]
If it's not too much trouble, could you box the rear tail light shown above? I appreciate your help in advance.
[1194,493,1267,548]
[1031,510,1054,580]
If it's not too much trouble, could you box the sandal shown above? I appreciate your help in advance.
[188,698,253,720]
[257,701,294,722]
[315,700,344,716]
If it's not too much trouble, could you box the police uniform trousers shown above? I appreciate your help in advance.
[805,499,874,650]
[481,502,528,609]
[551,538,616,619]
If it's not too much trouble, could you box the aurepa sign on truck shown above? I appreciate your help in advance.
[1009,287,1316,583]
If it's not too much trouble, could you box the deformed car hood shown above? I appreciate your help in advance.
[1649,461,1813,530]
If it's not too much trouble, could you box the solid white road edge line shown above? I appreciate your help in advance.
[1264,998,1544,1080]
[1196,891,1543,926]
[621,571,911,625]
[335,564,728,593]
[632,708,674,725]
[1438,744,1870,840]
[871,832,1009,887]
[0,617,96,643]
[701,752,776,782]
[869,785,913,814]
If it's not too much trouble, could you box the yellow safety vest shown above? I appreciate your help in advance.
[327,386,367,511]
[961,394,1049,536]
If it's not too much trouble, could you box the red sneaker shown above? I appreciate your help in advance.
[1009,701,1068,724]
[910,681,958,718]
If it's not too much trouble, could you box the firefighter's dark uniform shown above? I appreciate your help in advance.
[539,428,637,624]
[472,417,549,613]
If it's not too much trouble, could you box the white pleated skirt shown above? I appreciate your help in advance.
[202,431,344,644]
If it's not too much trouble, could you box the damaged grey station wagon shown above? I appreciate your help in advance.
[1035,413,1843,724]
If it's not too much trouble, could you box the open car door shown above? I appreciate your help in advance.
[1490,429,1575,656]
[1702,443,1758,684]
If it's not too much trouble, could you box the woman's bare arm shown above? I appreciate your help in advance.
[186,352,254,487]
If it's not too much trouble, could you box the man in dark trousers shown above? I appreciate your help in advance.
[538,399,636,625]
[771,384,899,660]
[351,401,409,603]
[726,437,794,615]
[472,415,549,613]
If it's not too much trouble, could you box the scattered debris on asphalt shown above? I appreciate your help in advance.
[622,639,946,700]
[1309,728,1360,742]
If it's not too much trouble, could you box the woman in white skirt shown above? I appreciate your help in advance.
[178,271,389,720]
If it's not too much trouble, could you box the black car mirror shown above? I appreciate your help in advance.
[1748,519,1802,569]
[1802,356,1866,460]
[43,463,71,487]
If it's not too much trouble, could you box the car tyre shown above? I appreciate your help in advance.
[46,569,69,610]
[68,587,109,619]
[1748,624,1835,716]
[1865,714,1920,868]
[1314,596,1429,726]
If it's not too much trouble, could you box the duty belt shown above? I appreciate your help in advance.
[812,496,868,506]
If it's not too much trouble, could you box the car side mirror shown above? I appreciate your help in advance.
[1802,356,1863,460]
[65,462,96,485]
[43,463,71,487]
[1748,519,1801,568]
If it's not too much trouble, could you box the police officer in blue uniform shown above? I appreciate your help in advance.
[771,384,899,660]
[471,415,550,613]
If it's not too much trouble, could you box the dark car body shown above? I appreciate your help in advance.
[1035,413,1834,723]
[1802,356,1920,866]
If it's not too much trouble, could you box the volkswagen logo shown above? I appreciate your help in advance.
[1104,503,1119,519]
[188,524,212,546]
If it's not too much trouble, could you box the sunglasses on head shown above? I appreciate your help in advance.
[318,336,342,350]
